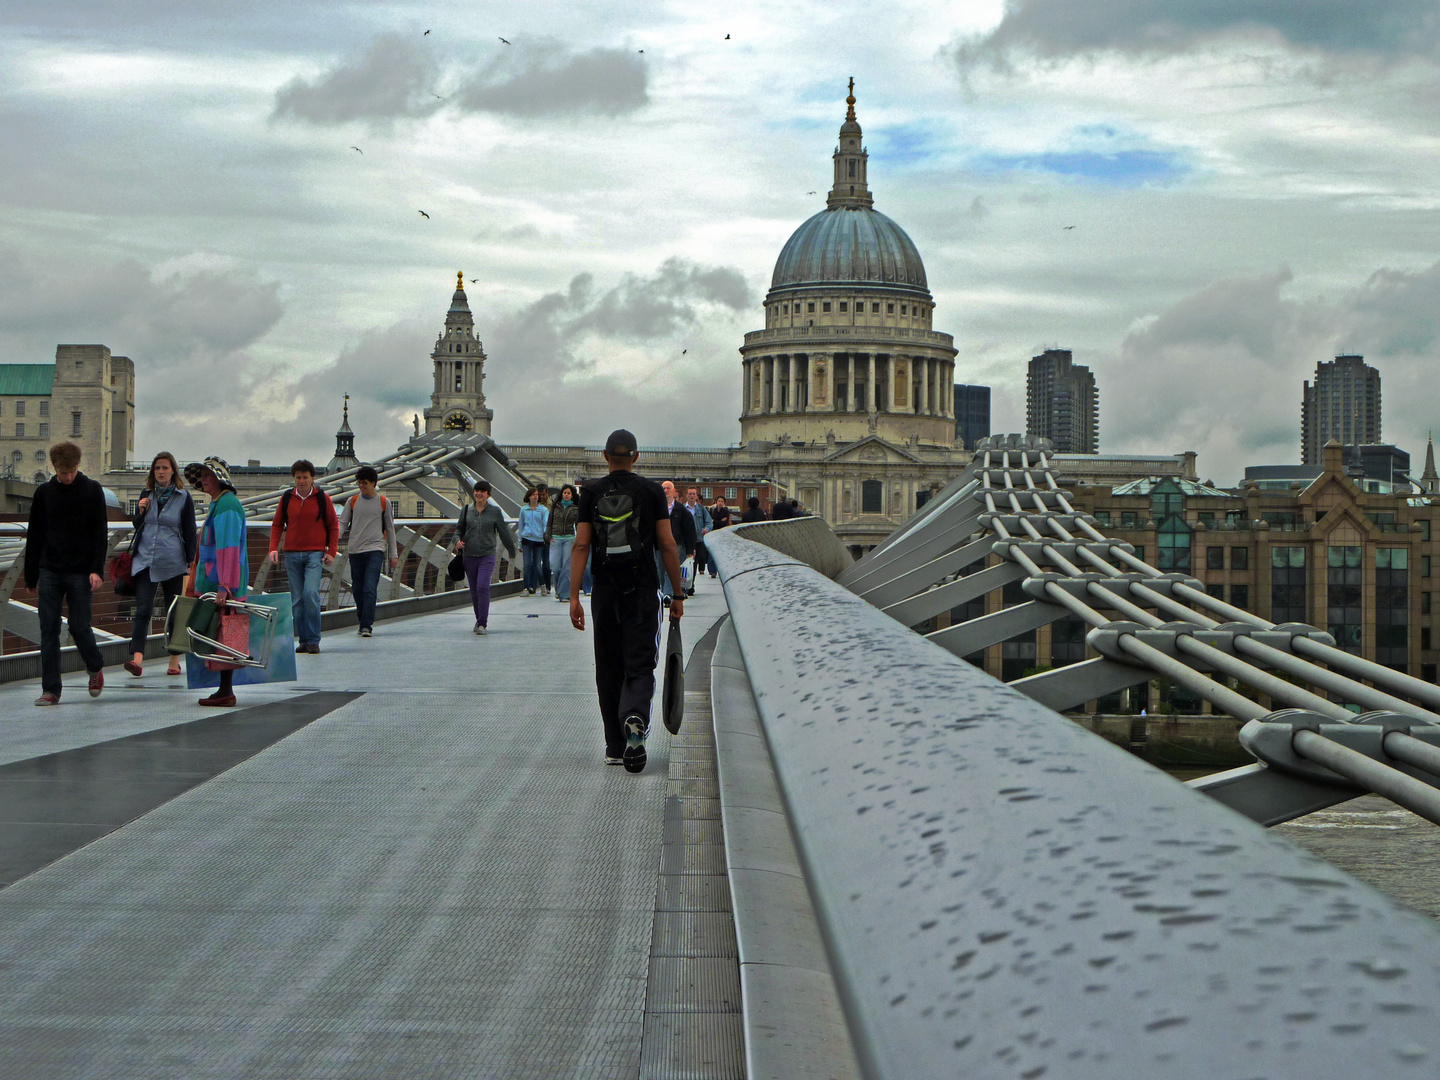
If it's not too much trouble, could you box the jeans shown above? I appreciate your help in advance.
[550,535,575,600]
[129,568,185,654]
[285,550,324,645]
[348,550,384,630]
[522,540,546,592]
[541,541,552,590]
[38,568,105,696]
[464,554,497,626]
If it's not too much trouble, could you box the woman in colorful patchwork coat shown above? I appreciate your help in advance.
[185,456,248,708]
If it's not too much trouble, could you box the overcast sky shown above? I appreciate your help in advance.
[4,0,1440,484]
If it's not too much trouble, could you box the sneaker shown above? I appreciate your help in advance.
[88,671,104,698]
[198,691,236,707]
[34,693,59,706]
[622,715,648,774]
[477,626,488,636]
[542,586,550,596]
[527,589,535,596]
[306,643,320,654]
[359,627,372,638]
[605,755,623,766]
[296,644,308,654]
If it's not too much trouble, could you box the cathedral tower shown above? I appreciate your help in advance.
[424,272,493,436]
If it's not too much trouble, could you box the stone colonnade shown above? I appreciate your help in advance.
[741,352,955,418]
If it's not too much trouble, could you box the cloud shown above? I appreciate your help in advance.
[974,148,1188,186]
[1102,261,1440,483]
[955,0,1440,66]
[454,42,647,117]
[271,33,439,126]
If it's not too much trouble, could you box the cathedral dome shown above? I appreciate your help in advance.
[770,207,929,297]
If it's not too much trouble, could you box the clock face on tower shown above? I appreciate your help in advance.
[444,412,472,432]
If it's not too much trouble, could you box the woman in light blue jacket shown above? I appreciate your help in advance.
[125,451,197,678]
[518,488,550,595]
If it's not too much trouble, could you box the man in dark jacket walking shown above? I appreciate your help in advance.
[24,441,109,705]
[659,480,697,600]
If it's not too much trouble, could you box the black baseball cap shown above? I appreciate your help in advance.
[604,429,638,457]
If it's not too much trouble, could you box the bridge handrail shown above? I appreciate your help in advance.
[706,524,1440,1079]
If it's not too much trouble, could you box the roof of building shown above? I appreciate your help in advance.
[771,208,929,296]
[1111,477,1232,498]
[0,365,55,396]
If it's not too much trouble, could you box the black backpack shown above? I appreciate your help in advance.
[592,476,651,571]
[278,488,335,548]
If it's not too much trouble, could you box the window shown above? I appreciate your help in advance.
[872,303,880,313]
[14,400,24,416]
[1206,583,1225,600]
[1050,618,1086,667]
[726,487,737,499]
[1426,556,1433,578]
[14,423,22,437]
[10,450,19,462]
[838,302,847,312]
[1150,480,1183,522]
[1207,546,1224,570]
[34,450,44,461]
[1425,664,1437,683]
[822,302,832,312]
[1231,584,1249,610]
[1121,511,1137,527]
[861,479,883,514]
[782,304,788,314]
[1198,511,1215,526]
[1376,548,1409,667]
[1328,546,1364,654]
[1424,592,1432,615]
[37,423,47,438]
[807,302,815,313]
[1423,520,1432,542]
[747,488,757,499]
[1271,546,1307,624]
[701,487,712,499]
[72,411,82,436]
[887,303,894,313]
[1424,628,1433,650]
[38,400,48,416]
[1133,545,1144,562]
[1231,547,1249,571]
[848,159,856,178]
[1157,518,1192,570]
[1095,510,1111,526]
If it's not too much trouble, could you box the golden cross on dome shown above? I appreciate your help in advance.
[846,77,856,119]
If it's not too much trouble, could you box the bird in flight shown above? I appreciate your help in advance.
[423,29,431,36]
[418,211,430,219]
[682,349,688,355]
[499,36,511,44]
[807,190,816,195]
[469,277,479,284]
[725,33,730,39]
[638,49,644,53]
[351,146,363,154]
[1062,225,1076,230]
[432,93,446,100]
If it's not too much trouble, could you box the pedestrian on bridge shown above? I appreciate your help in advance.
[707,495,732,578]
[23,441,109,706]
[186,457,248,708]
[454,480,516,635]
[546,484,580,604]
[267,460,337,655]
[571,429,685,773]
[518,488,549,596]
[683,487,711,594]
[125,451,196,679]
[338,465,398,639]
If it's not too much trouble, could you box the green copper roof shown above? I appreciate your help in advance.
[0,365,55,396]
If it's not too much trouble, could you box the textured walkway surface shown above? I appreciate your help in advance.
[0,585,731,1079]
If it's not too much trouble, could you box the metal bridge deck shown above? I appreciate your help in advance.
[0,587,732,1079]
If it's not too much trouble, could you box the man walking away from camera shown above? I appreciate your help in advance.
[571,429,685,773]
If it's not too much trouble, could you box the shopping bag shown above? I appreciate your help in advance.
[661,616,684,735]
[187,593,297,689]
[205,610,252,672]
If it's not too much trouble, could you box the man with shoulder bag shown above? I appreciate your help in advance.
[571,429,685,773]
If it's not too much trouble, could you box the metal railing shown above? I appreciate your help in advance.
[707,436,1440,1077]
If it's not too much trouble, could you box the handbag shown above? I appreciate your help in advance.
[165,594,218,653]
[109,518,143,596]
[661,616,684,735]
[447,553,466,582]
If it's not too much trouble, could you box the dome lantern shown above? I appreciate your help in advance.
[828,77,873,211]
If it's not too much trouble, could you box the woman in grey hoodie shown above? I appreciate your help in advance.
[125,451,198,677]
[454,480,517,634]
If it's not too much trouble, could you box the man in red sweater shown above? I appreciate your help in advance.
[268,459,338,653]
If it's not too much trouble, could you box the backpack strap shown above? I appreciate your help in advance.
[279,489,292,529]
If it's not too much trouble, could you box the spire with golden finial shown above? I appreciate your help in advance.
[457,270,464,291]
[828,76,872,209]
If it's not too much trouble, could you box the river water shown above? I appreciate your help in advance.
[1170,769,1440,920]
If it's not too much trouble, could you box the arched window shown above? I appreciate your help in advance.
[33,471,46,483]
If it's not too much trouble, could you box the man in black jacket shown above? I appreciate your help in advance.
[23,441,109,705]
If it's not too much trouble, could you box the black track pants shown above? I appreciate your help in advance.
[591,576,662,755]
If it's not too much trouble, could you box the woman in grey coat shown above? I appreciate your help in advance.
[454,479,517,635]
[125,451,198,677]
